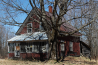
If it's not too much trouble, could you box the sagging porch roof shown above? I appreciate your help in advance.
[8,32,48,43]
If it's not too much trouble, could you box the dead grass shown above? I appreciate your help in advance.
[0,56,97,65]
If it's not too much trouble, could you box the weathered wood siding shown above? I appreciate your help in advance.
[20,15,39,34]
[81,44,90,57]
[9,53,48,59]
[58,36,80,57]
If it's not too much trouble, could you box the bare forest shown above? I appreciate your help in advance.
[0,25,14,58]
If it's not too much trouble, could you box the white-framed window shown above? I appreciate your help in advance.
[60,44,65,51]
[9,43,15,52]
[40,42,46,53]
[32,42,47,53]
[69,42,73,51]
[32,42,39,53]
[25,43,32,53]
[39,22,44,30]
[27,23,32,33]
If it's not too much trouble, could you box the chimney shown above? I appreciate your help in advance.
[49,6,52,13]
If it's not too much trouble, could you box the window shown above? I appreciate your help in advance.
[40,42,46,53]
[32,42,47,53]
[16,43,20,51]
[25,43,32,52]
[9,43,15,52]
[39,22,44,30]
[21,45,26,52]
[69,42,73,51]
[20,42,32,53]
[27,23,32,33]
[32,42,39,53]
[34,44,39,53]
[60,44,65,51]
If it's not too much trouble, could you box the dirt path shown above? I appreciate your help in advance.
[0,56,97,65]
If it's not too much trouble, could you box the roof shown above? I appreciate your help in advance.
[8,32,48,42]
[16,8,82,36]
[60,22,82,36]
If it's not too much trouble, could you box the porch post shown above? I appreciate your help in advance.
[8,43,9,58]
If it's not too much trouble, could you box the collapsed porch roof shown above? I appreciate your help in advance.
[8,32,48,43]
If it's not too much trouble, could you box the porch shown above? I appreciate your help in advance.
[7,32,49,59]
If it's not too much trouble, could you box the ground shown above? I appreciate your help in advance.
[0,56,97,65]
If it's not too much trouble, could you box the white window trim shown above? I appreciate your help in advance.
[27,23,32,33]
[69,42,73,51]
[8,45,9,52]
[9,43,15,53]
[61,43,65,51]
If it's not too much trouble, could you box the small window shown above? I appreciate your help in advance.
[9,43,15,52]
[69,42,73,51]
[39,22,44,30]
[61,44,65,51]
[34,45,39,53]
[27,23,32,33]
[21,45,26,52]
[27,23,32,28]
[25,43,32,53]
[32,42,47,53]
[40,42,46,53]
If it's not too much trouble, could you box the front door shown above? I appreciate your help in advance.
[15,43,20,57]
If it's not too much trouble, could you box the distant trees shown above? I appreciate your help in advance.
[0,24,14,58]
[68,0,98,59]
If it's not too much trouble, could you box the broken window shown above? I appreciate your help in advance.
[27,23,32,33]
[25,43,32,53]
[9,43,15,52]
[32,42,39,53]
[20,42,32,53]
[32,42,47,53]
[40,42,46,53]
[69,42,73,51]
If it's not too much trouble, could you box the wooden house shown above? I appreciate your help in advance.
[8,6,83,60]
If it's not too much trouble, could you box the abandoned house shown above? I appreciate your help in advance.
[8,6,90,60]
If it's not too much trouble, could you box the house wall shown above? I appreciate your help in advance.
[58,41,80,57]
[20,53,48,59]
[9,53,14,58]
[20,15,39,34]
[8,53,48,59]
[58,36,80,57]
[8,42,49,59]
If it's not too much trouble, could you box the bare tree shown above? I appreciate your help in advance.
[0,24,15,58]
[69,0,98,59]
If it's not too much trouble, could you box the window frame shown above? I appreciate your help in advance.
[60,43,65,51]
[32,42,47,53]
[27,23,32,33]
[69,42,73,51]
[9,43,15,53]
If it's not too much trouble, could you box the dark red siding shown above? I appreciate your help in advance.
[20,14,39,34]
[20,22,39,34]
[73,42,80,56]
[9,53,14,58]
[65,41,70,56]
[58,41,80,56]
[9,53,48,59]
[20,27,27,34]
